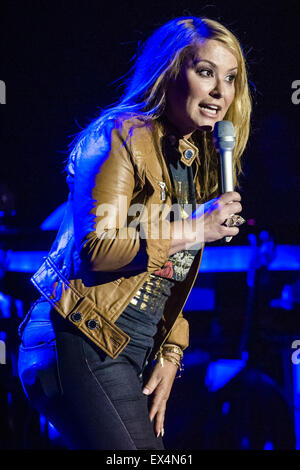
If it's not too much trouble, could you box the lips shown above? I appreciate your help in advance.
[199,102,221,117]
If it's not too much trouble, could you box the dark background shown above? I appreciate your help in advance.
[0,0,299,451]
[0,0,299,244]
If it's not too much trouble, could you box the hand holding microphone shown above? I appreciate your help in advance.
[183,120,245,249]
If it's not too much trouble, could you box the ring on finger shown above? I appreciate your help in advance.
[224,214,245,227]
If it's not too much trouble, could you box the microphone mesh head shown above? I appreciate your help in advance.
[213,120,235,139]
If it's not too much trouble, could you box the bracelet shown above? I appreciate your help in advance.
[154,350,184,378]
[162,344,183,359]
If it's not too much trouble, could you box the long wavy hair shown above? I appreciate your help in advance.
[68,16,252,201]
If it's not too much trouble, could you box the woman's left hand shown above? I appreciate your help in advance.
[142,360,178,437]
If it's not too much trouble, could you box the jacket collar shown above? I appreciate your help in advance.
[156,116,200,167]
[131,117,200,199]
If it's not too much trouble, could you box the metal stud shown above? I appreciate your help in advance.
[71,312,82,323]
[86,319,98,330]
[184,149,194,160]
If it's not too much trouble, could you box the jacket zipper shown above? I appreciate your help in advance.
[158,181,166,201]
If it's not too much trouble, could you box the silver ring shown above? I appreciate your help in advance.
[224,214,245,227]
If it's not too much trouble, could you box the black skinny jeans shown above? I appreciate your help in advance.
[18,308,165,450]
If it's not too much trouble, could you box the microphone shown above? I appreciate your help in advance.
[213,121,236,242]
[213,120,235,193]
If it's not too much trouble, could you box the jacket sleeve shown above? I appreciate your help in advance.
[164,310,189,351]
[71,119,171,273]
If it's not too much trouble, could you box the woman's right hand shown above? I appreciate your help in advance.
[169,191,243,255]
[195,191,243,243]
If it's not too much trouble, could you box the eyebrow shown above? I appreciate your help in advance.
[194,59,238,72]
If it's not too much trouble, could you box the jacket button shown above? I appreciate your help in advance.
[86,319,98,330]
[184,149,194,160]
[71,312,82,323]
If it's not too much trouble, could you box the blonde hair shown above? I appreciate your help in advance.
[137,17,252,201]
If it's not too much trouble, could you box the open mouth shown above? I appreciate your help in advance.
[199,103,220,116]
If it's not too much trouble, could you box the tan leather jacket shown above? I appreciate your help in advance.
[30,116,204,360]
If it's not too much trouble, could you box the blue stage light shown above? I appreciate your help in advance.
[6,245,300,273]
[205,359,246,392]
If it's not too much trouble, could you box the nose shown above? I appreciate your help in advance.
[209,79,224,99]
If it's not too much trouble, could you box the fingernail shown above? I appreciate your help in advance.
[156,431,160,438]
[161,428,165,437]
[142,388,150,395]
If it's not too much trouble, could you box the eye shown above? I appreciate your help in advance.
[226,74,237,83]
[196,68,214,77]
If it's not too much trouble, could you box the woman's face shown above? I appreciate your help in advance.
[166,39,238,138]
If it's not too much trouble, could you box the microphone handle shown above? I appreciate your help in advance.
[220,149,234,193]
[220,149,234,242]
